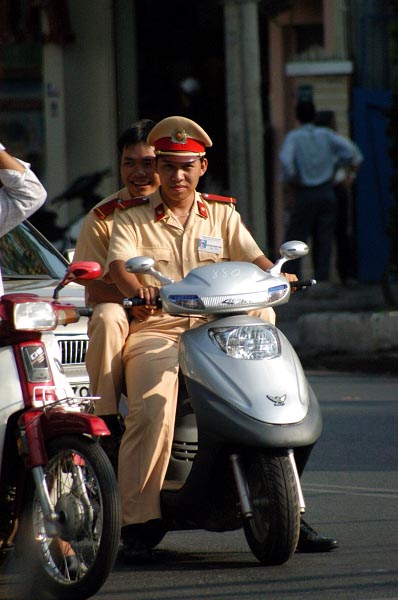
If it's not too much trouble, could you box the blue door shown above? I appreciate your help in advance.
[352,88,394,282]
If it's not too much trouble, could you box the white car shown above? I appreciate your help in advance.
[0,221,90,397]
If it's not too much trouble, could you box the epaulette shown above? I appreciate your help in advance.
[200,193,237,205]
[93,197,119,220]
[118,197,149,210]
[94,196,149,220]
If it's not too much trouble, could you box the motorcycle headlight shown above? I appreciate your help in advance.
[13,302,57,331]
[209,324,281,360]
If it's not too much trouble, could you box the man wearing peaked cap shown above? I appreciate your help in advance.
[147,115,212,160]
[105,115,339,563]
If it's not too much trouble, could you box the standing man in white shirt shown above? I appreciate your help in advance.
[279,101,358,282]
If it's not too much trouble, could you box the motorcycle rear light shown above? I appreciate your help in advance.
[209,324,281,359]
[13,301,57,331]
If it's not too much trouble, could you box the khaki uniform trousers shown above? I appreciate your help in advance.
[86,303,129,415]
[118,307,275,528]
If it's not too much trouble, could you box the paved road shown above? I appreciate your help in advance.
[2,371,398,600]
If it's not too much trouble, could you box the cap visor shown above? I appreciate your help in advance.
[156,154,203,163]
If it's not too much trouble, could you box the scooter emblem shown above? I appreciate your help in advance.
[267,394,287,406]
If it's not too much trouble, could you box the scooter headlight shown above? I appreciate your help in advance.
[13,301,57,331]
[209,324,281,360]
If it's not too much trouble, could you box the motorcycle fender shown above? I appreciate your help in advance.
[19,409,110,468]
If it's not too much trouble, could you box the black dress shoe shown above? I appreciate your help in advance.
[296,518,339,553]
[121,520,167,565]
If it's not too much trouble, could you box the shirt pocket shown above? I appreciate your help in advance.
[197,248,230,264]
[136,246,173,267]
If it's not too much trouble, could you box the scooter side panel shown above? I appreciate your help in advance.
[180,316,310,425]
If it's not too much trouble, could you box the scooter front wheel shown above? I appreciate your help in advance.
[16,434,121,600]
[243,452,300,565]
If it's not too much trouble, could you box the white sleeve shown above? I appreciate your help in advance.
[0,161,47,237]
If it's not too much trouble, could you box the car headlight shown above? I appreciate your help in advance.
[13,301,57,331]
[209,324,281,360]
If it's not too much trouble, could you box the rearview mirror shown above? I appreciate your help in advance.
[53,261,101,299]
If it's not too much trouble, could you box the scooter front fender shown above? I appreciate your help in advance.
[180,316,311,424]
[18,408,110,468]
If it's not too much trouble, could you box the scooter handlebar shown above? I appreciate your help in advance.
[123,297,162,309]
[290,279,317,290]
[77,307,94,317]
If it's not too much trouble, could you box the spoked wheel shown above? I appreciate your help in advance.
[17,435,121,600]
[243,452,300,565]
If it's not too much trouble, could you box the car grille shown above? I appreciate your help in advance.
[58,338,88,365]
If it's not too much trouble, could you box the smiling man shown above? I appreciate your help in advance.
[73,119,160,469]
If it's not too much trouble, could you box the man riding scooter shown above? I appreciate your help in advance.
[104,116,339,563]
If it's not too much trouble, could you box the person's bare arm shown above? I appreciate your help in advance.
[108,260,159,306]
[253,254,274,271]
[83,279,126,304]
[0,147,25,173]
[254,254,298,285]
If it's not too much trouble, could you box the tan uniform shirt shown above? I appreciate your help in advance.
[73,187,131,304]
[74,187,131,269]
[105,190,265,285]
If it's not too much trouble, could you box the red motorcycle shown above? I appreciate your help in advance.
[0,262,121,600]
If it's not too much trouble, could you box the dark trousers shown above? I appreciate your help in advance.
[284,182,336,281]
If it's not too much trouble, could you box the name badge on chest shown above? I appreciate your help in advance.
[198,236,223,254]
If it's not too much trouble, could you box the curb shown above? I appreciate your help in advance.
[297,310,398,355]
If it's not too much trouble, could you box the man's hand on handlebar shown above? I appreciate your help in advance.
[131,285,160,322]
[282,272,298,293]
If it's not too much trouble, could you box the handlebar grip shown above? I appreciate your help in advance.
[123,297,162,308]
[78,307,94,317]
[290,279,317,290]
[123,298,146,307]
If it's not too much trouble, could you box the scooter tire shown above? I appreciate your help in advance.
[15,434,121,600]
[243,452,300,566]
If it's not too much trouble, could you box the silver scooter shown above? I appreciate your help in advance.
[124,241,321,566]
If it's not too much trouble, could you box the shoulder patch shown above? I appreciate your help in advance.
[93,197,119,220]
[93,196,149,220]
[118,196,150,210]
[200,193,236,205]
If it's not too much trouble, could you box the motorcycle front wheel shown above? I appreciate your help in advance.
[243,452,300,565]
[17,434,121,600]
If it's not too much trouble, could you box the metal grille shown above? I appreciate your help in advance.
[57,338,88,365]
[171,440,198,462]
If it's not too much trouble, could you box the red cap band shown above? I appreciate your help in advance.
[154,136,205,154]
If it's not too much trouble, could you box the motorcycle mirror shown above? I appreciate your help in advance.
[125,256,155,274]
[124,256,174,286]
[279,241,309,260]
[267,241,309,276]
[53,261,102,299]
